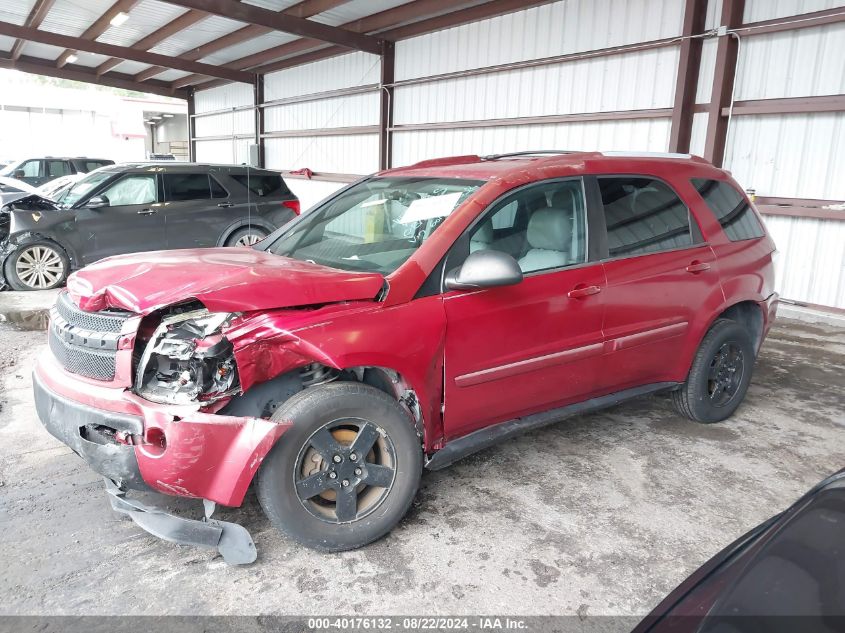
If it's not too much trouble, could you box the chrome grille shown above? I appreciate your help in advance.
[48,293,134,381]
[55,292,130,333]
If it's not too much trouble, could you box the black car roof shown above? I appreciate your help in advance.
[100,163,281,175]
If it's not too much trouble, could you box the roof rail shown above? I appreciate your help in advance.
[406,155,482,168]
[479,150,577,160]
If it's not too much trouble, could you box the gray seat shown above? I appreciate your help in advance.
[518,207,572,272]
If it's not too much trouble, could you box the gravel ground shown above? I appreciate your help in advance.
[0,289,842,620]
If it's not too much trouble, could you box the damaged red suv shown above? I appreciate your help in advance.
[34,151,778,563]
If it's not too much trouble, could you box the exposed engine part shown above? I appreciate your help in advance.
[135,308,240,405]
[300,362,339,388]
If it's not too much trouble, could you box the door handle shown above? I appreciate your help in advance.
[217,202,234,208]
[686,261,711,274]
[567,284,602,299]
[137,208,157,215]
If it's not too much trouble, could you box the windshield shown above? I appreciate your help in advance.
[265,177,484,274]
[60,171,115,207]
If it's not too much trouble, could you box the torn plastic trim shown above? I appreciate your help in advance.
[104,477,257,565]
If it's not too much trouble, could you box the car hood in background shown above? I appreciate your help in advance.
[66,247,386,314]
[2,194,62,211]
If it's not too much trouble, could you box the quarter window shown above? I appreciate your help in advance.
[598,177,695,257]
[469,179,587,274]
[692,179,765,241]
[231,174,288,197]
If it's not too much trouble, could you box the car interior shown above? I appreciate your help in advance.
[469,181,587,273]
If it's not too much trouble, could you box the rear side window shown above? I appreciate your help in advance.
[46,160,71,177]
[692,179,765,241]
[164,173,215,201]
[598,177,696,257]
[231,174,288,197]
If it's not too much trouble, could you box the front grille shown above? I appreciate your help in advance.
[49,293,135,381]
[49,328,116,380]
[55,292,130,333]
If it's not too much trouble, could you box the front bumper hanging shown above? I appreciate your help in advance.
[104,478,257,565]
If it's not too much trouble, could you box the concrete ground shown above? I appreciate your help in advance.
[0,289,843,618]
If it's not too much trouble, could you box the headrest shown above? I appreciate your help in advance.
[527,207,573,251]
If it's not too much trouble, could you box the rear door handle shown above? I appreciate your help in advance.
[567,284,602,299]
[217,202,234,208]
[137,208,156,215]
[686,261,711,274]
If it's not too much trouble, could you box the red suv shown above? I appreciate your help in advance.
[33,151,778,563]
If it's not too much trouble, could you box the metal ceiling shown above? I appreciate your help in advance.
[0,0,529,98]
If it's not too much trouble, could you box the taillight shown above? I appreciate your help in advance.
[283,199,300,215]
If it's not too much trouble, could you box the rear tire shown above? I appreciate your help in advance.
[672,319,756,423]
[225,226,267,247]
[256,381,422,551]
[3,240,69,291]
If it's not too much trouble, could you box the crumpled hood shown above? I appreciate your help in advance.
[66,247,385,314]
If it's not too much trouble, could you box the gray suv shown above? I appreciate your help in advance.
[0,163,300,290]
[0,157,115,187]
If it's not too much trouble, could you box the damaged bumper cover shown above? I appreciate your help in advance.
[105,478,257,565]
[32,351,294,562]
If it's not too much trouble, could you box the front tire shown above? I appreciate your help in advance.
[257,381,423,551]
[672,319,756,423]
[3,240,69,290]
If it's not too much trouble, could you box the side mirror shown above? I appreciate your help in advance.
[445,250,523,291]
[86,195,109,209]
[14,170,25,179]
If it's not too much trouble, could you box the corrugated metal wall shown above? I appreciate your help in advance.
[190,0,845,307]
[193,83,255,164]
[262,51,381,209]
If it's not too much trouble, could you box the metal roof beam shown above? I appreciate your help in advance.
[0,20,254,84]
[56,0,140,68]
[183,0,556,90]
[0,54,188,98]
[96,8,210,76]
[155,0,384,54]
[11,0,55,61]
[134,0,347,83]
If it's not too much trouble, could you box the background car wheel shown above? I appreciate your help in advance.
[257,381,423,552]
[3,241,69,291]
[226,227,267,247]
[672,318,756,424]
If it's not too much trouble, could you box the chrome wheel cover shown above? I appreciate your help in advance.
[15,245,65,289]
[235,232,262,246]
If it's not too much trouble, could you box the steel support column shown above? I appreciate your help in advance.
[378,41,395,171]
[254,75,265,168]
[704,0,745,167]
[669,0,707,153]
[187,88,197,162]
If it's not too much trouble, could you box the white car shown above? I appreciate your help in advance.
[0,176,40,206]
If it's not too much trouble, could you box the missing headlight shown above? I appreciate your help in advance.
[135,309,240,405]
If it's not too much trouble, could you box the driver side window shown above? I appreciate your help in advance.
[469,179,587,274]
[100,175,157,206]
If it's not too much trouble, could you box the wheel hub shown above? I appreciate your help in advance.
[708,342,744,406]
[294,421,396,524]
